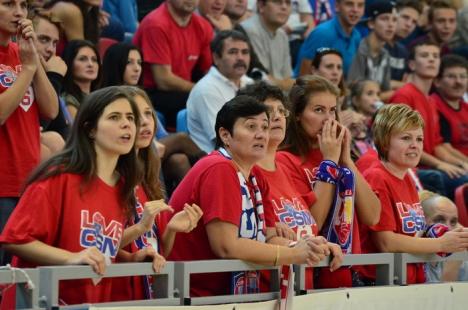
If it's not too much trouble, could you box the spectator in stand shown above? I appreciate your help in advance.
[385,0,422,85]
[410,0,457,56]
[198,0,233,31]
[61,40,101,119]
[240,82,343,290]
[133,0,213,128]
[101,43,206,196]
[0,87,145,307]
[166,95,334,297]
[111,86,203,301]
[389,41,468,200]
[294,0,365,78]
[187,30,252,153]
[31,12,69,160]
[224,0,248,25]
[420,190,468,283]
[359,104,468,285]
[0,0,58,266]
[277,75,381,288]
[432,54,468,158]
[348,0,397,102]
[241,0,295,90]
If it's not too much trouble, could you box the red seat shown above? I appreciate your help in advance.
[455,184,468,227]
[99,37,119,59]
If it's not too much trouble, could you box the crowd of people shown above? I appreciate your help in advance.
[0,0,467,307]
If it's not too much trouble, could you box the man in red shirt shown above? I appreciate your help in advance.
[432,54,468,159]
[389,41,467,200]
[133,0,214,128]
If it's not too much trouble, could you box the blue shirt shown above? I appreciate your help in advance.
[294,16,361,77]
[103,0,138,34]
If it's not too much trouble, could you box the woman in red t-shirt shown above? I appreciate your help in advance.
[111,86,203,301]
[238,82,343,291]
[277,75,381,288]
[362,104,468,284]
[0,86,146,306]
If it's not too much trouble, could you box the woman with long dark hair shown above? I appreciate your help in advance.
[0,87,142,306]
[62,39,102,118]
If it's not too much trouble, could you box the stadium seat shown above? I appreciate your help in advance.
[176,109,188,133]
[99,37,119,59]
[455,184,468,227]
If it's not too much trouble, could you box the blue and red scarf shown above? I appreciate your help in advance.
[314,160,355,254]
[218,148,267,294]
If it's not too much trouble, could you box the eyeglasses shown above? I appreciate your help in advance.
[442,74,468,80]
[269,0,292,6]
[266,106,290,118]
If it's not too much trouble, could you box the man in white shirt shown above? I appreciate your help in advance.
[187,30,252,153]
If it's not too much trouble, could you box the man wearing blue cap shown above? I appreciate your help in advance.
[348,0,397,101]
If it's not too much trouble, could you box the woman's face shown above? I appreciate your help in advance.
[93,98,137,158]
[264,98,288,147]
[354,81,381,116]
[123,49,142,86]
[314,54,343,86]
[0,0,27,36]
[386,127,423,170]
[298,92,337,141]
[135,95,155,149]
[73,46,99,84]
[222,112,269,164]
[426,198,459,230]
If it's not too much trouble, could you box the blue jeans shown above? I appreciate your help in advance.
[417,169,468,200]
[0,197,19,266]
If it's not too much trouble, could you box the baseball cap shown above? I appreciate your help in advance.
[367,0,397,20]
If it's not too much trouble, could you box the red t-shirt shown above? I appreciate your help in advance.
[0,42,40,197]
[111,186,165,301]
[165,152,275,297]
[362,161,426,284]
[276,150,361,288]
[0,173,127,307]
[431,92,468,156]
[133,3,213,89]
[390,83,443,155]
[258,160,318,290]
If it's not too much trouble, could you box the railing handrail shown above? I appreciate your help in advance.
[3,251,468,309]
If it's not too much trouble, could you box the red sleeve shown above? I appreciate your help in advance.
[140,26,171,65]
[364,173,397,232]
[198,163,243,227]
[0,180,60,245]
[390,92,414,109]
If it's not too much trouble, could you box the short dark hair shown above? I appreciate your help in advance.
[408,40,440,61]
[437,54,468,78]
[215,95,269,148]
[428,0,456,23]
[211,30,249,57]
[237,81,287,108]
[395,0,423,14]
[312,47,343,69]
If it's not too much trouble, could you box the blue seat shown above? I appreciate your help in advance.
[176,109,188,133]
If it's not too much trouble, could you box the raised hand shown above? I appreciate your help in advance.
[317,119,345,164]
[167,203,203,233]
[65,247,106,275]
[17,19,38,71]
[339,125,353,166]
[439,227,468,253]
[139,200,174,232]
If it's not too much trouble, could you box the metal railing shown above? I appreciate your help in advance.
[3,252,468,309]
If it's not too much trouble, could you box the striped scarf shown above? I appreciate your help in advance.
[218,148,267,294]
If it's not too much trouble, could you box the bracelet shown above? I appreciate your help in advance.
[273,245,280,266]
